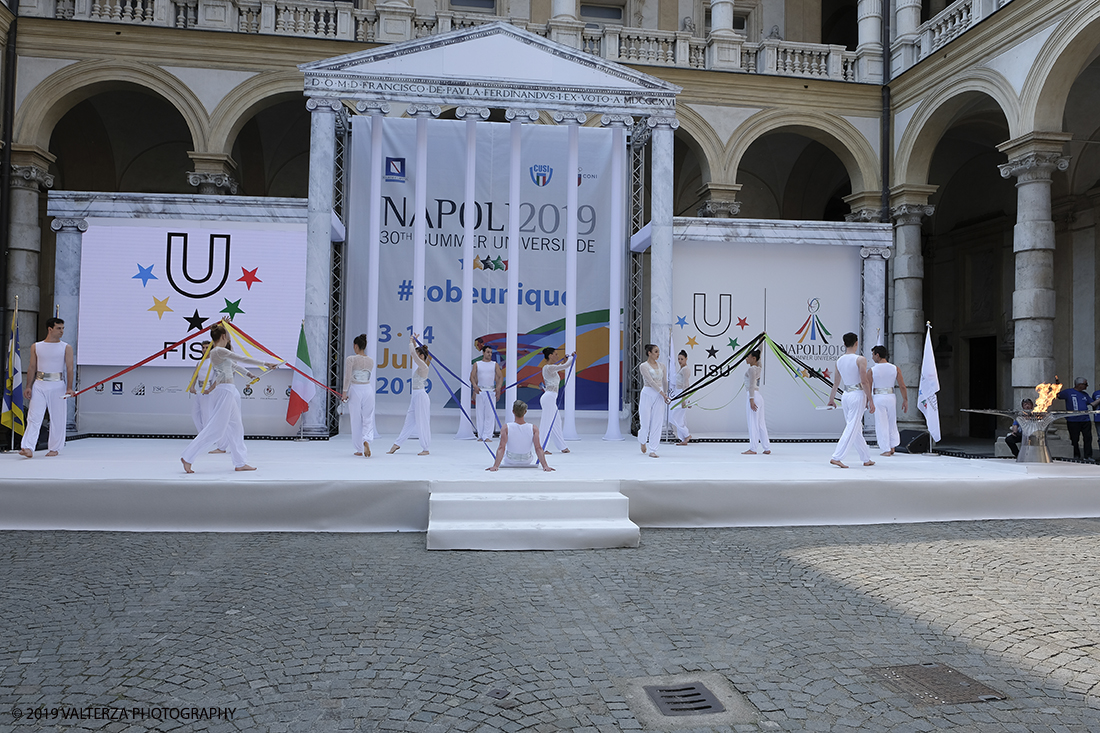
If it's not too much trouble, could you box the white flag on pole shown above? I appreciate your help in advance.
[917,324,941,442]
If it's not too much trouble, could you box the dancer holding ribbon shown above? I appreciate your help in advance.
[826,332,875,468]
[388,334,432,456]
[638,343,669,458]
[471,344,502,442]
[181,322,280,473]
[742,349,772,455]
[539,347,573,454]
[669,349,692,446]
[343,333,376,457]
[20,317,75,458]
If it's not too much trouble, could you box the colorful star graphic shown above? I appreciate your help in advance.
[148,295,172,320]
[237,267,262,290]
[184,309,208,332]
[736,316,749,330]
[472,257,484,270]
[822,368,831,380]
[728,337,739,350]
[686,336,698,348]
[220,298,245,318]
[480,256,494,270]
[706,345,719,359]
[492,256,505,271]
[676,315,688,329]
[132,264,157,287]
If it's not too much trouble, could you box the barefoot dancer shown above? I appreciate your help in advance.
[487,400,554,472]
[180,323,279,473]
[870,345,908,456]
[742,349,772,455]
[471,345,502,442]
[826,332,875,468]
[539,347,572,455]
[637,343,669,458]
[388,335,431,456]
[20,317,75,458]
[343,333,376,457]
[669,350,692,446]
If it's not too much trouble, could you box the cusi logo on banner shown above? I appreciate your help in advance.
[530,164,553,187]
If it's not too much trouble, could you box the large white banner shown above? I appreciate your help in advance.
[75,218,306,436]
[347,117,619,416]
[672,238,862,438]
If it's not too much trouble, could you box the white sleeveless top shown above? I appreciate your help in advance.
[836,353,862,389]
[476,360,496,389]
[35,340,68,372]
[505,421,535,461]
[871,363,898,390]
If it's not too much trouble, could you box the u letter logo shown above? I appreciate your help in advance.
[165,233,232,299]
[693,293,732,337]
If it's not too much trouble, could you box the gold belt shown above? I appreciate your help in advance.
[36,372,63,382]
[873,388,894,395]
[845,384,863,391]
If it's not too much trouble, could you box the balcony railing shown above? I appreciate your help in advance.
[26,0,870,83]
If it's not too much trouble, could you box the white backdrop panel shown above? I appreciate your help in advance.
[673,238,861,438]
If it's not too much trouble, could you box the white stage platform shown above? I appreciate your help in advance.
[2,437,1099,533]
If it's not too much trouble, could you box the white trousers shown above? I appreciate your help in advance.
[191,393,229,451]
[500,451,537,467]
[831,390,870,463]
[475,386,497,440]
[181,384,247,467]
[348,382,377,450]
[746,392,771,452]
[669,402,690,441]
[394,389,430,451]
[22,380,67,453]
[872,393,899,451]
[539,390,566,451]
[637,386,666,452]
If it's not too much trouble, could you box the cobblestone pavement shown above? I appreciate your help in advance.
[2,520,1100,732]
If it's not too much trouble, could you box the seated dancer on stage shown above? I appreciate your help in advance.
[826,332,876,468]
[181,323,279,473]
[743,349,771,455]
[638,343,670,458]
[20,317,75,458]
[1005,398,1034,458]
[669,350,692,446]
[188,340,230,455]
[388,335,431,456]
[470,345,502,442]
[870,345,908,456]
[343,333,376,457]
[539,347,573,454]
[487,400,554,472]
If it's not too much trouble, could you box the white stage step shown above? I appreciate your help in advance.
[426,486,640,551]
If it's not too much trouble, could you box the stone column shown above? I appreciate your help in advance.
[860,246,890,357]
[303,98,340,435]
[997,132,1072,405]
[6,151,55,356]
[893,0,922,73]
[890,190,934,430]
[696,182,741,218]
[50,217,88,432]
[648,115,678,350]
[187,153,239,195]
[601,114,634,440]
[706,0,743,71]
[855,0,883,83]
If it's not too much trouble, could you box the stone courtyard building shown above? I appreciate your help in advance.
[2,0,1098,441]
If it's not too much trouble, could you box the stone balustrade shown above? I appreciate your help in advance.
[24,0,873,83]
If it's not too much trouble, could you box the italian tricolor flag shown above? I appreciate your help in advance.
[286,323,317,426]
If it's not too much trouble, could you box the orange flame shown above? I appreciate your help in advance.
[1034,380,1062,413]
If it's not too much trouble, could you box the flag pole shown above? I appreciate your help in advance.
[927,321,936,455]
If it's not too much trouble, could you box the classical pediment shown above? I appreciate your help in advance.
[299,22,679,115]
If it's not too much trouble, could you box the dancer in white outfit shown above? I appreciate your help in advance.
[188,340,232,455]
[20,317,75,458]
[668,350,692,446]
[870,345,908,456]
[181,323,279,473]
[742,349,772,455]
[826,332,875,468]
[487,400,554,471]
[388,335,432,456]
[637,343,669,458]
[539,347,572,454]
[343,333,376,457]
[470,345,502,442]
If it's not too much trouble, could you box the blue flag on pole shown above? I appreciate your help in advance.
[2,311,25,436]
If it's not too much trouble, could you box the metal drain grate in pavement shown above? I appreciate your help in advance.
[868,663,1006,705]
[643,682,726,716]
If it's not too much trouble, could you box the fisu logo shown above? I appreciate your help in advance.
[165,232,231,300]
[692,293,732,337]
